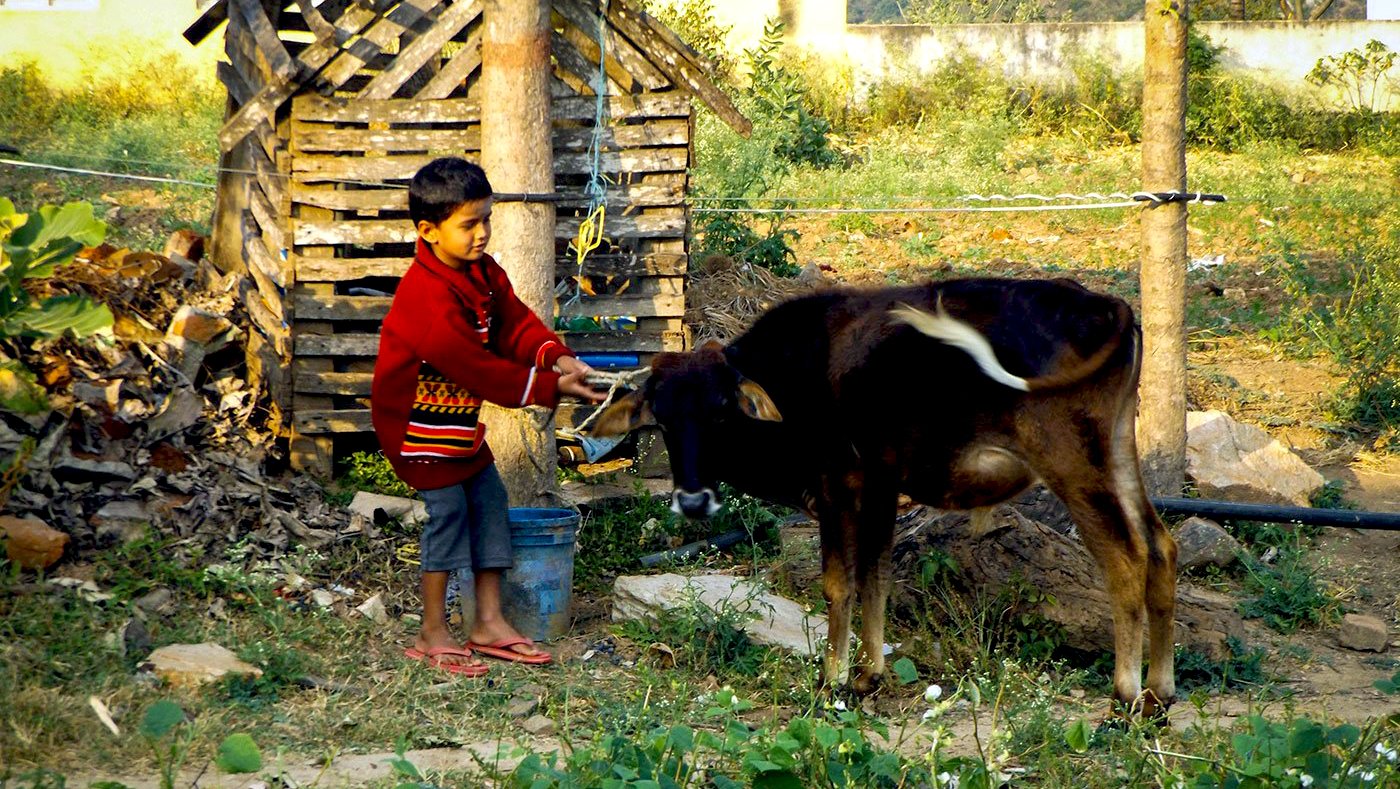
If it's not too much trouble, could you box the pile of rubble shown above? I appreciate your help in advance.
[1,232,356,571]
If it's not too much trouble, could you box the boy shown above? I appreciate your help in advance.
[372,157,605,675]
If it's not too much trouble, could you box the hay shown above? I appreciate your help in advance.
[685,255,828,345]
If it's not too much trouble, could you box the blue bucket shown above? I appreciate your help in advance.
[455,507,580,642]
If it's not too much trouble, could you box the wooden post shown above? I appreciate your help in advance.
[1139,0,1190,496]
[480,0,558,506]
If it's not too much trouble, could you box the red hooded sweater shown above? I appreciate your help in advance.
[371,240,574,491]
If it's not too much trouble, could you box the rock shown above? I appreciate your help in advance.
[166,305,233,345]
[354,593,390,625]
[1186,410,1325,507]
[612,573,827,657]
[1172,517,1243,570]
[1337,613,1388,653]
[0,515,69,569]
[507,698,539,718]
[144,643,262,687]
[134,588,175,616]
[311,589,337,608]
[521,715,556,737]
[348,491,427,526]
[122,617,152,659]
[144,387,204,443]
[52,455,137,484]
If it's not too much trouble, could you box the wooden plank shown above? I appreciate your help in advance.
[560,329,683,352]
[554,20,632,94]
[224,12,266,90]
[218,2,383,152]
[293,0,340,46]
[554,0,667,91]
[290,92,689,123]
[244,284,290,357]
[551,30,615,97]
[360,0,481,100]
[289,178,681,212]
[233,0,298,83]
[289,118,684,155]
[295,333,380,356]
[317,0,438,93]
[292,126,480,153]
[557,292,684,318]
[183,0,228,45]
[248,140,287,212]
[243,232,286,322]
[246,227,288,289]
[606,2,750,136]
[295,408,373,434]
[295,207,684,245]
[417,34,482,100]
[291,147,687,183]
[248,179,287,253]
[293,249,686,282]
[294,293,393,321]
[295,369,372,396]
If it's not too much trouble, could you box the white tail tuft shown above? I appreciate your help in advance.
[889,302,1030,392]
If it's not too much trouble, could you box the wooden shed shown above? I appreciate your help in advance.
[184,0,749,476]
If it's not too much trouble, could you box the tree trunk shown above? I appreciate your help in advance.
[1231,0,1246,20]
[889,506,1245,661]
[480,0,558,507]
[1139,0,1190,497]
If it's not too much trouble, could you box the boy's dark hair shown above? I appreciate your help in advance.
[409,157,493,225]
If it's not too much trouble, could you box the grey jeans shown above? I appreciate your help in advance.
[418,464,512,573]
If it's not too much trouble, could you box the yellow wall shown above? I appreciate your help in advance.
[0,0,223,86]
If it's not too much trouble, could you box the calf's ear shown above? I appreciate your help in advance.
[583,389,654,437]
[737,379,783,422]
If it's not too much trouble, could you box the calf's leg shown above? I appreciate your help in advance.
[818,506,858,689]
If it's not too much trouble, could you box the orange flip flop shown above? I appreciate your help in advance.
[466,637,552,665]
[404,645,489,676]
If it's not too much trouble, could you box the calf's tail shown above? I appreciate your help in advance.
[889,296,1132,392]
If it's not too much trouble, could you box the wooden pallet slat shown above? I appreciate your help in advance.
[360,0,482,100]
[218,1,383,152]
[296,409,373,434]
[290,92,689,124]
[554,0,667,92]
[296,333,381,356]
[290,147,686,184]
[295,207,684,246]
[233,0,299,83]
[288,177,681,213]
[294,293,393,321]
[317,0,438,92]
[417,34,483,100]
[557,292,684,318]
[289,118,684,155]
[606,1,750,136]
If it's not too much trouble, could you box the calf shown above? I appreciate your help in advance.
[588,277,1178,717]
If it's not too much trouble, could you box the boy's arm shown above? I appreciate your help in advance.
[488,260,576,369]
[418,309,563,409]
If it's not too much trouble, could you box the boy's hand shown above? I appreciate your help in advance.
[558,371,607,403]
[554,355,593,377]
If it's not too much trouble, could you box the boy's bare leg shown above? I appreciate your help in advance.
[470,569,546,656]
[416,570,483,668]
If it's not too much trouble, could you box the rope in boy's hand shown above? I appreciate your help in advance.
[563,368,649,438]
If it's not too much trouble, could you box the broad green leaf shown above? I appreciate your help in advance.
[139,700,184,740]
[1288,721,1324,757]
[813,723,839,750]
[1065,718,1093,753]
[1326,723,1360,747]
[891,657,918,685]
[31,202,106,250]
[215,733,262,774]
[666,724,694,752]
[10,296,113,339]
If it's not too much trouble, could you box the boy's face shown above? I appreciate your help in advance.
[418,197,492,268]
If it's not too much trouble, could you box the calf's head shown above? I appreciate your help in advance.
[586,343,782,519]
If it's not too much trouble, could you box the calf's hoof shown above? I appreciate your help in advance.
[852,669,884,696]
[1139,690,1174,726]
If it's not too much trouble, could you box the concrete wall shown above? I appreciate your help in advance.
[0,0,221,86]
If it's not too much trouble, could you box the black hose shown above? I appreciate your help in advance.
[638,528,751,567]
[1150,497,1400,531]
